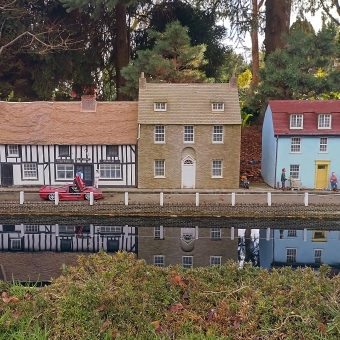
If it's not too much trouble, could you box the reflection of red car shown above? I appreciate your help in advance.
[39,175,103,201]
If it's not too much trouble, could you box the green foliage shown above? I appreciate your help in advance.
[1,251,340,339]
[121,21,212,99]
[248,25,340,111]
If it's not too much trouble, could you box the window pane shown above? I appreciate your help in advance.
[155,126,165,142]
[290,115,303,128]
[154,160,165,177]
[289,164,300,179]
[23,164,37,179]
[184,126,194,142]
[286,248,297,263]
[154,102,166,111]
[59,145,70,157]
[212,103,224,111]
[211,228,221,239]
[318,114,331,128]
[107,145,118,157]
[212,160,222,177]
[213,126,223,142]
[319,138,327,152]
[154,255,164,267]
[8,145,19,155]
[290,137,301,152]
[99,164,122,179]
[56,165,74,179]
[210,256,221,266]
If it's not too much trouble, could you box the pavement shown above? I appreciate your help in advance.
[0,182,340,205]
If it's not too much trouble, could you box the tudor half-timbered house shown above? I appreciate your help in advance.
[0,97,138,187]
[137,74,242,189]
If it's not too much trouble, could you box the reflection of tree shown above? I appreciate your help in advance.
[238,228,259,267]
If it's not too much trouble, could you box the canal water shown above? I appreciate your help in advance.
[0,215,338,283]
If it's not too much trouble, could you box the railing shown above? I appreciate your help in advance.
[1,190,340,206]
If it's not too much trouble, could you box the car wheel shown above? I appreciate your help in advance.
[48,193,55,201]
[84,193,90,200]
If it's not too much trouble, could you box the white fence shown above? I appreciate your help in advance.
[3,191,340,206]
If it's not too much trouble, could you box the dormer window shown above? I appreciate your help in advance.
[154,102,167,111]
[318,114,331,129]
[212,103,224,112]
[290,114,303,129]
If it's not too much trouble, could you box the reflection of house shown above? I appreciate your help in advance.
[259,229,340,270]
[0,224,137,253]
[262,100,340,189]
[138,227,238,267]
[0,98,137,187]
[137,75,242,189]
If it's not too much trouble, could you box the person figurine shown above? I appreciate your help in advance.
[281,168,287,191]
[330,172,338,191]
[76,168,83,180]
[94,169,100,188]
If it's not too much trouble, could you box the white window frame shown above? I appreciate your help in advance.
[99,226,122,233]
[319,137,328,153]
[212,126,223,143]
[287,230,297,237]
[56,164,74,180]
[290,114,303,129]
[289,164,300,179]
[211,228,221,239]
[22,163,37,179]
[154,160,165,177]
[8,145,19,157]
[25,225,39,233]
[314,249,323,264]
[210,256,222,266]
[182,256,193,269]
[318,114,331,129]
[286,248,297,263]
[212,160,223,178]
[154,226,164,239]
[212,103,224,112]
[290,137,301,153]
[11,239,21,251]
[184,126,194,143]
[154,102,167,111]
[99,164,122,179]
[154,125,165,143]
[154,255,165,267]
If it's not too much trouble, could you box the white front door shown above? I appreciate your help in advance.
[181,157,195,189]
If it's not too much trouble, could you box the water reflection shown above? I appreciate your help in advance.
[0,216,339,283]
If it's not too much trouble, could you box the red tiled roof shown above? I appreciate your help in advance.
[269,100,340,135]
[0,101,138,145]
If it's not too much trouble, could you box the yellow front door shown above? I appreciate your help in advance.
[315,162,329,189]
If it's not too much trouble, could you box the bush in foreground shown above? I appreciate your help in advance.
[1,251,340,339]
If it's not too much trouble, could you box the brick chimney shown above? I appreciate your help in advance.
[229,72,238,90]
[139,72,147,91]
[81,95,96,112]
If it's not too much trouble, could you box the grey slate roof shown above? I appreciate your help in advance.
[138,82,241,125]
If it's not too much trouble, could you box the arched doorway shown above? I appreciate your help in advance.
[181,155,196,189]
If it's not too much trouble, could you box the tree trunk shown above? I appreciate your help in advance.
[264,0,291,57]
[115,3,129,101]
[250,0,260,89]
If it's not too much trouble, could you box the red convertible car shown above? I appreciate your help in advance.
[39,175,103,201]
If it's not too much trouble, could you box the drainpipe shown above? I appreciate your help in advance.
[274,136,278,188]
[137,124,141,140]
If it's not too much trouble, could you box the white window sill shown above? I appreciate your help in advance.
[154,141,165,144]
[290,152,302,154]
[212,141,223,144]
[318,127,331,130]
[154,176,166,178]
[289,127,303,129]
[318,151,328,154]
[211,176,223,178]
